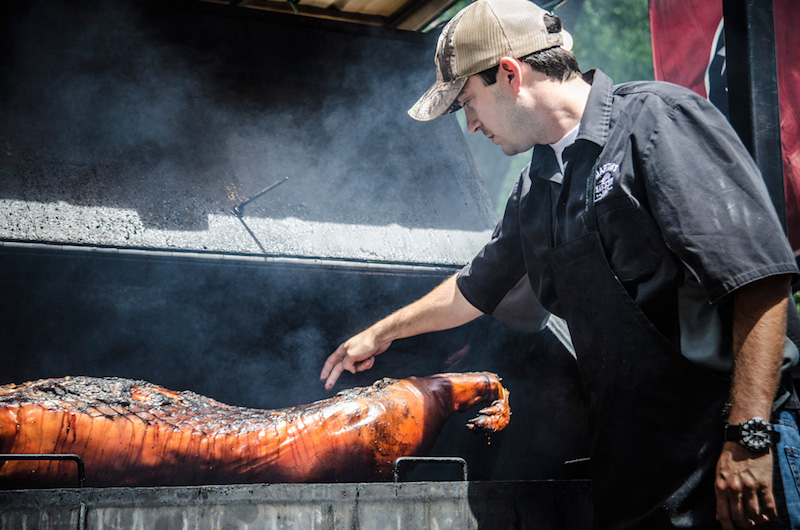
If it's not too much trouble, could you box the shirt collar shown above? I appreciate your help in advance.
[529,69,614,182]
[531,144,563,184]
[575,69,613,147]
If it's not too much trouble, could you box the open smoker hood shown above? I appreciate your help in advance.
[0,0,496,268]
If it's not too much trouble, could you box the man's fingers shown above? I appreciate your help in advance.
[728,483,772,529]
[716,491,734,530]
[729,491,748,530]
[716,478,778,529]
[354,357,375,372]
[741,478,777,526]
[323,356,376,390]
[716,476,745,530]
[742,489,763,525]
[716,447,777,529]
[760,491,778,521]
[319,358,334,381]
[324,362,345,391]
[753,486,777,525]
[321,336,384,390]
[320,345,345,381]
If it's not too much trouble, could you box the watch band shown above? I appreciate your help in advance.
[724,417,781,452]
[724,425,781,443]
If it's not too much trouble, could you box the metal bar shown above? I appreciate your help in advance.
[0,240,462,276]
[79,502,87,530]
[232,176,289,217]
[722,0,786,230]
[0,454,85,487]
[237,0,391,26]
[393,456,468,482]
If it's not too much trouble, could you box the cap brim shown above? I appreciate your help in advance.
[407,76,468,122]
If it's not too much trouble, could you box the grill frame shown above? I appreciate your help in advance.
[0,480,593,529]
[0,0,593,523]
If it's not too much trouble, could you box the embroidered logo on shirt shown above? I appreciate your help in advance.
[594,163,619,202]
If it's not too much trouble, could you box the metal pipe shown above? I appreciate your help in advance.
[722,0,786,229]
[0,240,461,276]
[0,454,85,487]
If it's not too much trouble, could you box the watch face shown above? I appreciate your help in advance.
[741,418,772,452]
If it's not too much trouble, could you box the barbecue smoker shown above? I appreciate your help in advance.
[0,0,592,527]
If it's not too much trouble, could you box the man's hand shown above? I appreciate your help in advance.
[715,442,777,529]
[320,330,391,391]
[318,274,483,391]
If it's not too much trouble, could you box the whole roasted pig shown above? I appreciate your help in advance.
[0,372,510,488]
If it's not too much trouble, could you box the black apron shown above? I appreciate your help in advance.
[546,163,730,528]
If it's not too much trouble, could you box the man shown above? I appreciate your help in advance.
[319,0,800,528]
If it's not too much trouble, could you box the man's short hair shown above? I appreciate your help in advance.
[476,14,581,85]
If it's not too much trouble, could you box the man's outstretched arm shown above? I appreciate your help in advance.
[320,273,483,390]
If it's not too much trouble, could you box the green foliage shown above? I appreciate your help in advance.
[569,0,654,82]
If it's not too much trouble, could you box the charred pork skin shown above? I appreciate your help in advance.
[0,372,510,488]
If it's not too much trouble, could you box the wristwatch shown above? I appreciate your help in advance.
[724,417,781,452]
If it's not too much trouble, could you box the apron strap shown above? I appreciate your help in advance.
[582,159,601,234]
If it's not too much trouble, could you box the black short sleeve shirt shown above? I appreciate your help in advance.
[457,70,798,349]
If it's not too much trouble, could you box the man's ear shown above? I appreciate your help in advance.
[497,57,523,93]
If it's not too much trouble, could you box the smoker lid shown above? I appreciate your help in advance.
[0,0,497,267]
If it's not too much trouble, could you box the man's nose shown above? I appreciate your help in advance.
[465,108,481,134]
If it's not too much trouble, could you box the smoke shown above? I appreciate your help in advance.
[0,0,591,481]
[3,1,206,157]
[1,0,491,233]
[0,0,494,394]
[0,0,512,382]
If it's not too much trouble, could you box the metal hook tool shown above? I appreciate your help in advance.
[232,176,289,218]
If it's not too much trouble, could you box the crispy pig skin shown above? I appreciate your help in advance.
[0,372,510,488]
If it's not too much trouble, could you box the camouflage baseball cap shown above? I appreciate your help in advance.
[408,0,572,122]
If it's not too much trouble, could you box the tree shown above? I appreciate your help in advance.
[569,0,654,83]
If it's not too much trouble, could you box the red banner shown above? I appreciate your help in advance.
[649,0,800,253]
